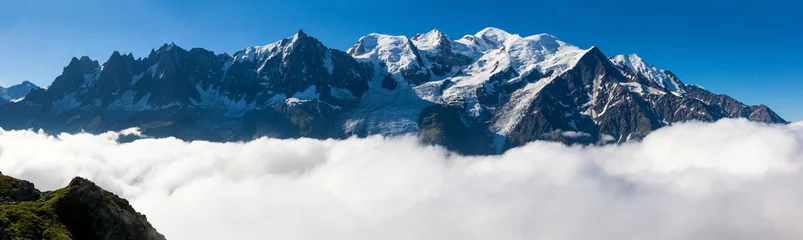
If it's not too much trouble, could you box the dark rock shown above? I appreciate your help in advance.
[0,175,41,204]
[418,105,494,155]
[53,177,166,240]
[382,74,398,90]
[685,84,787,124]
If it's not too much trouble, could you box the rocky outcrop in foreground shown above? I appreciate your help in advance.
[0,173,165,240]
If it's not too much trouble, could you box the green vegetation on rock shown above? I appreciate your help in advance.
[0,188,71,240]
[0,174,165,240]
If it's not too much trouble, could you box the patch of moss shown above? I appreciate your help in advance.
[0,187,72,240]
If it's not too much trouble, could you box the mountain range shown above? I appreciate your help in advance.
[0,28,787,154]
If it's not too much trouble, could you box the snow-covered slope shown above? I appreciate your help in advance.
[610,54,685,95]
[347,33,428,81]
[440,30,587,114]
[347,27,591,139]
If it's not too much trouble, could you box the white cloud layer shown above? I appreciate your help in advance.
[1,119,803,240]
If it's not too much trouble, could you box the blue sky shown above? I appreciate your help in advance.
[0,0,800,120]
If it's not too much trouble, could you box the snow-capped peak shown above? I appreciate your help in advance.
[348,33,410,56]
[610,53,685,94]
[233,30,311,63]
[610,53,644,70]
[476,27,516,43]
[522,33,561,47]
[411,29,447,51]
[471,27,521,49]
[350,28,588,92]
[483,31,584,77]
[348,33,425,75]
[435,29,589,126]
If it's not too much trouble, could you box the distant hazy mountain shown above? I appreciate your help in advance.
[0,80,41,103]
[0,28,786,154]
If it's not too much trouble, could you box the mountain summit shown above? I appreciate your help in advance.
[0,28,786,154]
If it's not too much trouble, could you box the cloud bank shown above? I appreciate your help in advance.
[1,119,802,240]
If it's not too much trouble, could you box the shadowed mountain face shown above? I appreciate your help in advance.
[0,28,786,154]
[0,174,165,240]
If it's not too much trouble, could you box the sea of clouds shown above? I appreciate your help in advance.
[1,119,802,240]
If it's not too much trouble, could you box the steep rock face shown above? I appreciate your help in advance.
[684,84,784,123]
[0,174,164,240]
[47,56,101,102]
[748,105,787,123]
[0,28,787,154]
[227,30,370,104]
[503,47,649,148]
[418,105,494,155]
[565,47,662,143]
[647,94,724,123]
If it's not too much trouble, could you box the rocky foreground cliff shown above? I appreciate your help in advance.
[0,173,164,240]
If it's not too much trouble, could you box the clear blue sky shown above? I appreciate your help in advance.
[1,0,800,120]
